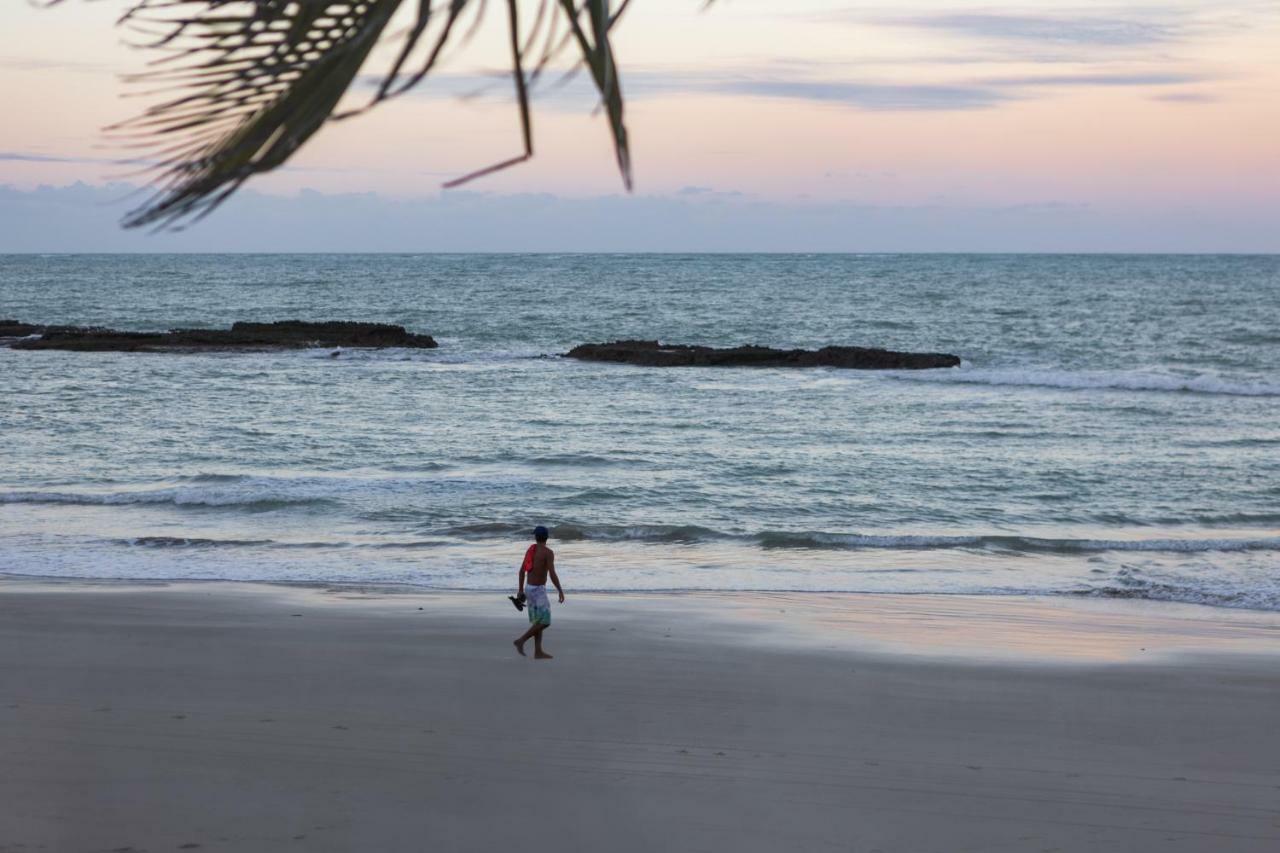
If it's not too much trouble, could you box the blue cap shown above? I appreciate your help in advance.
[533,525,549,539]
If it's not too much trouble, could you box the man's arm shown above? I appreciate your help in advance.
[517,564,525,597]
[548,553,564,603]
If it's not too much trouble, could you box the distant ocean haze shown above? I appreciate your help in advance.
[2,253,1278,609]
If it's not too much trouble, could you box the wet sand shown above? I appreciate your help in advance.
[2,580,1278,852]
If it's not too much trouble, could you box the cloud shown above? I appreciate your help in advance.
[362,69,1013,112]
[670,65,1214,107]
[704,78,1010,111]
[365,60,1213,116]
[1,182,1277,254]
[676,70,1214,110]
[675,185,743,199]
[0,150,448,178]
[0,152,115,165]
[0,56,115,74]
[1150,91,1219,103]
[879,12,1183,47]
[981,71,1210,88]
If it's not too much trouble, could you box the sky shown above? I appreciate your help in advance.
[1,0,1278,251]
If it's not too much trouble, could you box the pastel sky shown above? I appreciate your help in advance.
[1,1,1277,250]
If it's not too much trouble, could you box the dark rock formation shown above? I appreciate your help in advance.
[6,320,437,352]
[0,320,45,339]
[565,340,960,370]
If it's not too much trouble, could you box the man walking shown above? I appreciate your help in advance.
[514,525,564,659]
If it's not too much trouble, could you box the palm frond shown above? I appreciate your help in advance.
[113,0,406,228]
[69,0,666,229]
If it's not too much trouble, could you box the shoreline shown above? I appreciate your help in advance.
[4,575,1280,665]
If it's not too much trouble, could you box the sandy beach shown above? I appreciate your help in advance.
[2,580,1278,853]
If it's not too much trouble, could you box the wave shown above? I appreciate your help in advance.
[757,531,1280,554]
[0,488,328,509]
[112,536,447,550]
[758,531,983,550]
[107,525,1277,557]
[524,453,618,468]
[0,472,526,510]
[445,521,730,544]
[306,345,549,366]
[1073,585,1280,610]
[893,367,1280,397]
[1223,331,1280,346]
[123,536,275,548]
[444,522,1280,555]
[1152,511,1280,526]
[1183,438,1280,449]
[1075,567,1280,611]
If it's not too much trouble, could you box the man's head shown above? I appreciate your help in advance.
[534,525,549,543]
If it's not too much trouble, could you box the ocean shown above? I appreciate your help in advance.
[2,253,1278,609]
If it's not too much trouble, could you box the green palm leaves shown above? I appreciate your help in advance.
[95,1,642,228]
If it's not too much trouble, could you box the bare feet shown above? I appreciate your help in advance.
[513,639,526,657]
[535,651,553,660]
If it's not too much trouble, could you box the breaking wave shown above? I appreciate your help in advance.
[445,523,1280,555]
[446,521,729,544]
[1076,567,1280,611]
[123,536,275,548]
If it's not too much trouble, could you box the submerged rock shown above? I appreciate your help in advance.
[7,320,437,352]
[565,340,961,370]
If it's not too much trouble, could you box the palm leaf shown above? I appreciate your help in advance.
[63,0,671,229]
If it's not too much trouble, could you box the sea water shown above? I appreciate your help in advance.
[2,254,1277,608]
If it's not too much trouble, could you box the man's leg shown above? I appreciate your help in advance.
[533,625,552,659]
[513,624,539,656]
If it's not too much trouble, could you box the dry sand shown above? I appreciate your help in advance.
[2,580,1278,853]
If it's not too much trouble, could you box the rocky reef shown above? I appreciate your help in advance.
[0,321,45,339]
[564,340,960,370]
[1,320,437,352]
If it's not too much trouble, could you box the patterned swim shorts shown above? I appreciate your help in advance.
[525,584,551,626]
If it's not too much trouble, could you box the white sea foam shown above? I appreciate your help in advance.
[1079,566,1280,611]
[5,545,1278,612]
